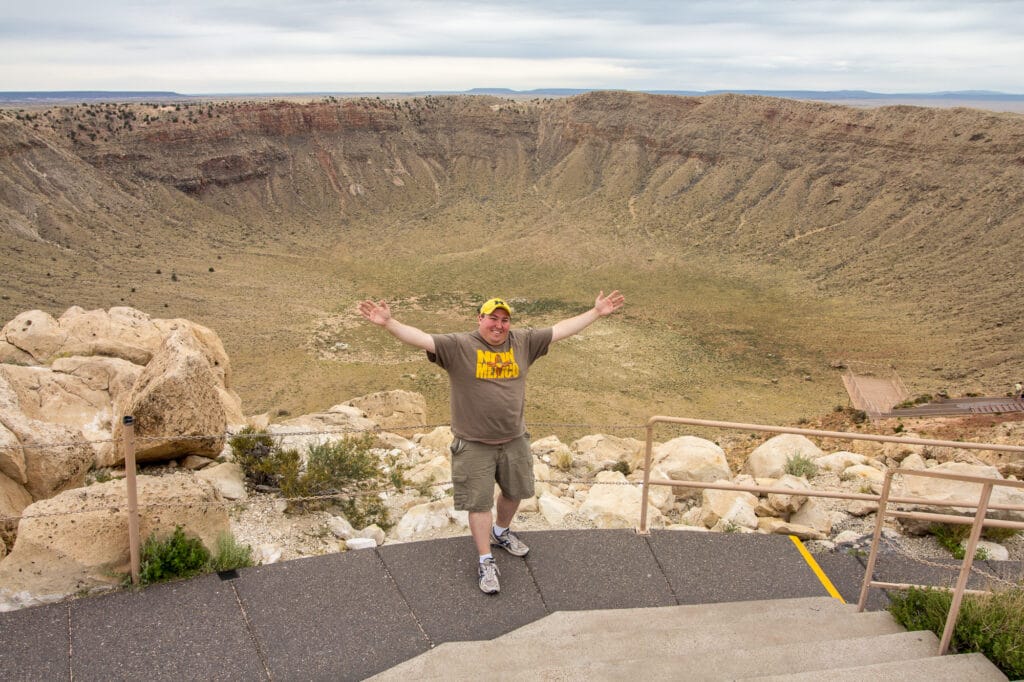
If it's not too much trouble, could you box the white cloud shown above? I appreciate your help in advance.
[1,1,1022,93]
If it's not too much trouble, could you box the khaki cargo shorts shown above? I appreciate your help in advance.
[449,434,534,512]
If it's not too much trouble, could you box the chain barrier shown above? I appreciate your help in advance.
[879,526,1023,589]
[9,421,650,452]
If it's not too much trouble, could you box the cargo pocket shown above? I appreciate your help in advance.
[451,473,469,510]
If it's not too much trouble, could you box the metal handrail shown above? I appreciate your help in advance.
[638,415,1024,656]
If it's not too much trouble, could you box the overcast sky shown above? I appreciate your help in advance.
[2,1,1023,94]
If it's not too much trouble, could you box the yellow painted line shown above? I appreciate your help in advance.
[789,535,846,603]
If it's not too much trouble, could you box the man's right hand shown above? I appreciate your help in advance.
[358,300,392,326]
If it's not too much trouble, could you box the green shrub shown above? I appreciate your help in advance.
[889,586,1024,679]
[208,531,254,573]
[609,460,631,476]
[139,526,210,585]
[233,430,394,530]
[784,453,818,478]
[929,523,992,560]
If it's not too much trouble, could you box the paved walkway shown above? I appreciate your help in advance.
[1,530,1021,681]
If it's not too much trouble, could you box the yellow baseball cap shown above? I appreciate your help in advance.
[479,297,513,315]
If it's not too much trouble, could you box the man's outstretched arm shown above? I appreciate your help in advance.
[357,300,436,353]
[550,290,625,343]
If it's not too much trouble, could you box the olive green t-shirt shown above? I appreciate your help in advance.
[427,328,553,442]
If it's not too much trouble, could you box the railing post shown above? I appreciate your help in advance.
[938,481,995,655]
[638,420,655,534]
[857,468,895,611]
[123,416,141,586]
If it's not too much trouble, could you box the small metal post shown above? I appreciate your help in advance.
[857,468,895,611]
[123,416,141,585]
[638,421,655,534]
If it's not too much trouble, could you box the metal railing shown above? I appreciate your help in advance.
[637,415,1024,656]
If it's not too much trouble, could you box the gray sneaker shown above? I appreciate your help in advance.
[490,528,529,557]
[478,558,500,594]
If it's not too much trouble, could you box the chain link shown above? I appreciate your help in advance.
[879,532,1022,588]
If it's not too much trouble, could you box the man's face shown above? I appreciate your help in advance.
[477,310,511,347]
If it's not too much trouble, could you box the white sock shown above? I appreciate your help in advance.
[493,524,508,537]
[479,553,494,564]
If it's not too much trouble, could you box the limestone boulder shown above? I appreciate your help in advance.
[766,474,811,515]
[898,462,1024,527]
[789,498,835,535]
[343,390,426,432]
[415,426,453,455]
[0,310,67,362]
[744,434,824,479]
[815,451,879,474]
[195,462,247,500]
[578,470,663,529]
[627,463,676,512]
[406,454,451,490]
[757,517,826,540]
[572,434,645,472]
[651,436,731,499]
[841,464,886,485]
[0,375,92,500]
[1,471,33,533]
[531,435,575,470]
[698,489,759,530]
[0,472,227,598]
[393,498,462,540]
[0,419,27,485]
[538,494,577,525]
[111,329,227,464]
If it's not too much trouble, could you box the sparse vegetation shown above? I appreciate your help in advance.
[888,586,1024,679]
[230,429,394,529]
[207,531,255,573]
[784,453,818,478]
[138,526,210,585]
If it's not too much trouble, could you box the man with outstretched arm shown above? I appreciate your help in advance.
[358,291,625,594]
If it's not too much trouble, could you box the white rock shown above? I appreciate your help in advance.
[195,462,247,500]
[345,537,377,551]
[538,494,576,525]
[968,540,1010,561]
[413,426,453,454]
[326,515,356,540]
[579,470,663,529]
[393,499,457,540]
[744,434,824,479]
[356,524,386,545]
[842,464,886,484]
[257,544,283,564]
[651,436,731,499]
[815,451,871,474]
[700,489,759,530]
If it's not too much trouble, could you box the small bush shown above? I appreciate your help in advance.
[554,449,574,472]
[139,526,210,585]
[208,531,254,572]
[929,523,990,560]
[784,453,818,478]
[609,460,631,476]
[233,429,394,530]
[889,586,1024,678]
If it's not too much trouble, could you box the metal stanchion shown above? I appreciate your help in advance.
[123,416,141,585]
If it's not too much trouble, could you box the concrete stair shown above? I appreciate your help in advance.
[370,596,1007,681]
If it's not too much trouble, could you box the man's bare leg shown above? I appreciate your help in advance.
[469,510,493,556]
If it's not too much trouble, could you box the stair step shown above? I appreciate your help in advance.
[375,631,942,681]
[745,651,1008,681]
[497,595,851,642]
[371,608,907,679]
